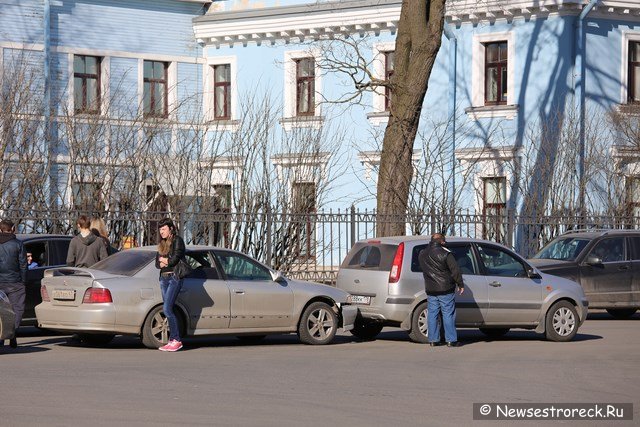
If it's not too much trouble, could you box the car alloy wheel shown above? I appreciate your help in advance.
[308,306,334,340]
[150,310,170,343]
[298,301,338,345]
[142,305,183,349]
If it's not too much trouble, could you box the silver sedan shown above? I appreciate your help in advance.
[36,246,357,348]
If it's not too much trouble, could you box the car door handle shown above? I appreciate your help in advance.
[618,266,630,271]
[233,289,245,294]
[489,281,502,287]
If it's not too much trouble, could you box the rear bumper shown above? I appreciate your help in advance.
[35,302,119,333]
[355,301,413,324]
[340,305,358,331]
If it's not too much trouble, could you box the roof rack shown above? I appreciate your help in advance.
[561,228,639,236]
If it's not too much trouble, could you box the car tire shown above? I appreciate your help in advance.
[349,319,384,341]
[77,333,115,347]
[236,335,267,343]
[141,305,184,349]
[545,301,579,342]
[298,301,338,345]
[479,328,510,339]
[606,308,637,319]
[408,301,429,344]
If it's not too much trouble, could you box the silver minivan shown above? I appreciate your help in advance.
[336,236,588,342]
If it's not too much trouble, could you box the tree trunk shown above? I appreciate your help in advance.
[376,0,445,237]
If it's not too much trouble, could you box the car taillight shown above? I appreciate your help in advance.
[41,285,50,302]
[389,242,405,283]
[82,288,113,304]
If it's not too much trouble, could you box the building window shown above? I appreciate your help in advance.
[143,60,168,118]
[484,42,508,106]
[629,41,640,103]
[626,176,640,216]
[213,64,231,120]
[296,58,315,116]
[74,55,101,114]
[292,182,316,258]
[482,177,507,241]
[383,51,395,111]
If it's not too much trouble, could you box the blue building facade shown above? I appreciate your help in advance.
[2,0,640,256]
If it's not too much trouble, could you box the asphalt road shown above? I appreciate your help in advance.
[1,311,638,427]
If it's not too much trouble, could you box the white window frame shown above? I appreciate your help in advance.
[621,31,640,104]
[470,31,516,118]
[455,146,519,213]
[358,149,421,181]
[369,41,396,126]
[204,55,238,129]
[283,49,322,129]
[68,53,109,116]
[138,59,176,120]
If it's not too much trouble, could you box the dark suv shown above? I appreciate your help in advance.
[529,230,640,319]
[17,234,72,326]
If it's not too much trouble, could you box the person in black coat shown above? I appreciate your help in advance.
[418,233,465,347]
[155,218,187,352]
[0,219,27,348]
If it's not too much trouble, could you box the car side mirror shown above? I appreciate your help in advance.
[586,255,602,266]
[527,268,542,279]
[271,270,287,283]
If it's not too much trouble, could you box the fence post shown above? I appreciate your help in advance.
[430,207,436,235]
[266,206,273,267]
[350,205,356,249]
[507,208,515,248]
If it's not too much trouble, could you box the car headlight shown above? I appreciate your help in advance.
[0,290,9,303]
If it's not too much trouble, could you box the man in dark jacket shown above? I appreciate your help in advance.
[418,233,464,347]
[66,215,107,268]
[0,219,27,348]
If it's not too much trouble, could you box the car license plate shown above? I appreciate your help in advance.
[349,295,371,305]
[52,289,76,301]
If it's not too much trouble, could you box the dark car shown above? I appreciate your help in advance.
[529,229,640,319]
[17,234,72,326]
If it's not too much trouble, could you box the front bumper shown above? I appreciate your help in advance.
[340,304,358,331]
[578,301,589,326]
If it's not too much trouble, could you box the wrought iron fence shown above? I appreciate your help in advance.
[4,207,640,284]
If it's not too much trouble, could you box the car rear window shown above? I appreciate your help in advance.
[91,250,156,276]
[411,244,478,275]
[340,242,398,271]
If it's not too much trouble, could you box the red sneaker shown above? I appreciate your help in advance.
[158,340,183,352]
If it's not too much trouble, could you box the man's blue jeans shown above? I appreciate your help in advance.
[427,292,457,343]
[159,274,183,341]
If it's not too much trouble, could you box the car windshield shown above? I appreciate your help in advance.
[533,237,590,261]
[91,250,156,276]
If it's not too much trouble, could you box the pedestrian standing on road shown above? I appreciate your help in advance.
[90,217,118,256]
[66,215,108,267]
[155,218,186,352]
[0,219,27,348]
[418,233,465,347]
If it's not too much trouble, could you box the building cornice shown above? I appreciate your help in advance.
[446,0,640,26]
[194,0,640,48]
[194,0,402,48]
